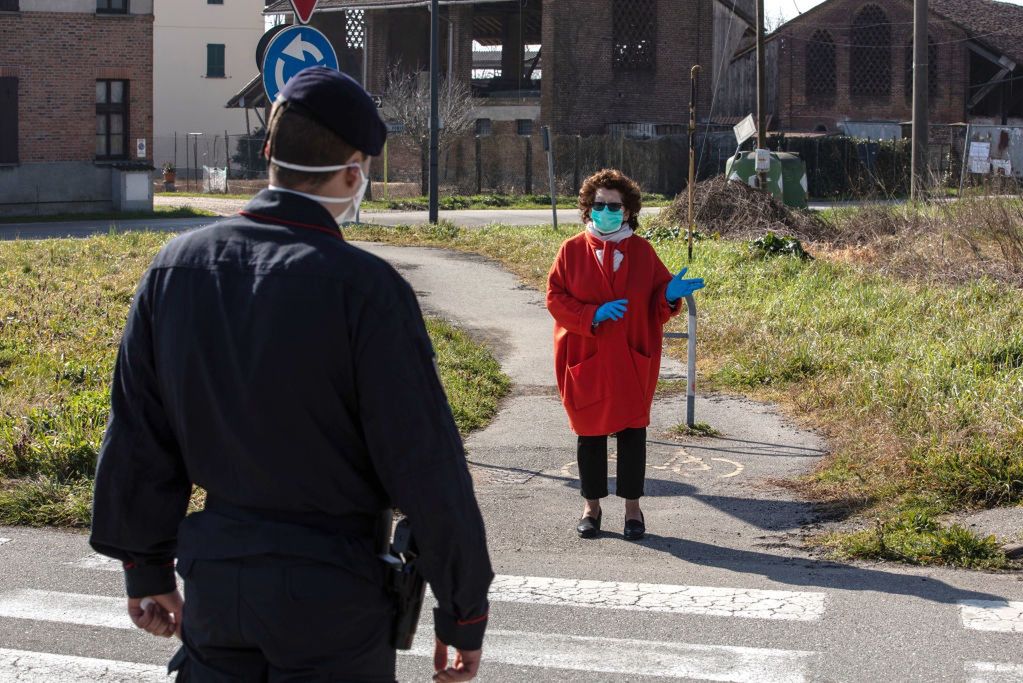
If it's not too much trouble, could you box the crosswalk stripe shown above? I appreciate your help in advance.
[489,575,826,621]
[965,660,1023,682]
[0,648,169,681]
[0,590,130,630]
[404,628,816,682]
[70,553,121,571]
[42,565,832,625]
[959,600,1023,633]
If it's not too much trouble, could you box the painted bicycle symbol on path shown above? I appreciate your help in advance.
[558,447,744,480]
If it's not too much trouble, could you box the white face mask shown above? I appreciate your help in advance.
[269,158,369,225]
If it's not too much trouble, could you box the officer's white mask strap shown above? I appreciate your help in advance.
[268,161,367,205]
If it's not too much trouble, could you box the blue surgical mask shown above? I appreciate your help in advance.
[591,207,625,234]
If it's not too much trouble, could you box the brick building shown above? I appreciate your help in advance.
[721,0,1023,134]
[0,0,155,216]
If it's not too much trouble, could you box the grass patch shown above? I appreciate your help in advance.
[345,219,1023,568]
[156,192,257,201]
[670,422,722,438]
[0,207,218,224]
[0,233,508,527]
[362,192,672,212]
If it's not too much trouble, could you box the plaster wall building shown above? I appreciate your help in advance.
[153,0,266,174]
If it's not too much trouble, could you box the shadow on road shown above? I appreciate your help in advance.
[648,437,828,459]
[468,461,1005,605]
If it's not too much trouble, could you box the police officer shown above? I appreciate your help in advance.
[89,67,493,682]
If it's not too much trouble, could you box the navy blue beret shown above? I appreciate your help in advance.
[279,67,387,156]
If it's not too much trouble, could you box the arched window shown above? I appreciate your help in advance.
[850,5,891,97]
[904,39,939,104]
[806,30,836,99]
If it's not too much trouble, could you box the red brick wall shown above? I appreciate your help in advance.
[773,0,968,130]
[541,0,715,134]
[0,11,153,163]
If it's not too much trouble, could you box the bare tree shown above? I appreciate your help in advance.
[382,65,476,195]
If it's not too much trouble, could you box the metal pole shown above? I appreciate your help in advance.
[686,295,697,427]
[185,135,190,192]
[958,123,972,196]
[911,0,929,201]
[543,126,558,230]
[688,65,701,262]
[756,0,768,189]
[383,140,389,200]
[429,0,440,224]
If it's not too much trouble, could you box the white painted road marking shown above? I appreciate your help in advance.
[490,575,826,621]
[0,648,169,681]
[965,660,1023,683]
[407,629,815,682]
[0,590,130,630]
[959,600,1023,633]
[70,553,121,572]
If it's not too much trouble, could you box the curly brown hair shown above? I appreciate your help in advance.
[578,168,643,229]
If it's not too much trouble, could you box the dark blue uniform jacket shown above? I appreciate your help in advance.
[89,190,493,650]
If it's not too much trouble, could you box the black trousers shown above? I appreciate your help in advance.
[171,556,396,683]
[577,427,646,500]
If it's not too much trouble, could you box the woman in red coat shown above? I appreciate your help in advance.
[547,169,705,541]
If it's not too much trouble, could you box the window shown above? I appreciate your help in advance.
[345,9,365,50]
[96,0,127,14]
[904,40,939,104]
[516,119,534,136]
[208,0,223,4]
[96,80,128,160]
[207,44,226,78]
[475,118,493,136]
[850,5,892,97]
[612,0,657,73]
[0,1,20,12]
[0,78,17,164]
[805,30,836,99]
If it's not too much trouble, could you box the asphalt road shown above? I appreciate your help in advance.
[0,244,1020,681]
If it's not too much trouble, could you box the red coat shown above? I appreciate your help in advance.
[546,231,679,436]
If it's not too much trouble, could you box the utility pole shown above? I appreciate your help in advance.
[429,0,440,223]
[755,0,768,189]
[911,0,929,200]
[688,65,701,263]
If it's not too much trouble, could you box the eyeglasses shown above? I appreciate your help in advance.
[592,202,623,212]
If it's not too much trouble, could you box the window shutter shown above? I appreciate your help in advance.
[0,77,18,164]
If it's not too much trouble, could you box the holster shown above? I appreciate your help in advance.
[378,512,426,650]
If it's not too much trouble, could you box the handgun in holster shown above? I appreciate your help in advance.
[378,512,426,650]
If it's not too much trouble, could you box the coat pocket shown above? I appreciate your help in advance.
[566,352,606,411]
[629,346,652,398]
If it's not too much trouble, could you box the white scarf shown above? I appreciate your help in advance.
[587,222,634,272]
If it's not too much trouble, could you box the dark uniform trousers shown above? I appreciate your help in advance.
[172,556,396,683]
[169,504,399,683]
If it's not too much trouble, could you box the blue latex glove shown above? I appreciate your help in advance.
[666,268,706,303]
[594,299,628,324]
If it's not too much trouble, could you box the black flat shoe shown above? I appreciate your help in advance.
[623,513,645,541]
[576,510,602,539]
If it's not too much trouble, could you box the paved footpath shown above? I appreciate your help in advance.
[0,243,1021,681]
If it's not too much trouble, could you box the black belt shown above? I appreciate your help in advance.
[203,496,380,538]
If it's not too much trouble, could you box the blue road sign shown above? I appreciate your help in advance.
[261,25,339,103]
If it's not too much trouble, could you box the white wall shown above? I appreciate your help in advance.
[153,0,265,171]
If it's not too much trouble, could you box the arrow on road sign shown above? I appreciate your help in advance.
[282,33,324,63]
[289,0,319,25]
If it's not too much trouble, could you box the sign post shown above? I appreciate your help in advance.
[541,126,558,230]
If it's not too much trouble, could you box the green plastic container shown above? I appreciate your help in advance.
[724,151,808,208]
